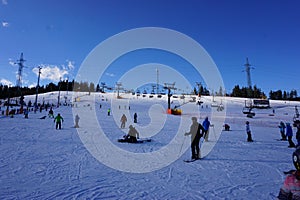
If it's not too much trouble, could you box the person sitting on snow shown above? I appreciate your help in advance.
[124,125,139,143]
[48,107,54,118]
[224,124,230,131]
[278,147,300,199]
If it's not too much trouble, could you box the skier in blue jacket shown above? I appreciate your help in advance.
[202,117,210,142]
[286,123,296,148]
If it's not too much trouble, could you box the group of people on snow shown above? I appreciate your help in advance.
[278,121,300,148]
[120,113,138,129]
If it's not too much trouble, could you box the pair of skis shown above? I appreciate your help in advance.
[183,158,203,163]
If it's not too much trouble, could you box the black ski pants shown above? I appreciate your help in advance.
[191,134,201,159]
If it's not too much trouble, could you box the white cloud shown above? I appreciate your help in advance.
[0,78,13,86]
[105,72,115,77]
[2,21,9,27]
[66,60,75,70]
[28,83,36,88]
[2,0,8,5]
[8,59,16,66]
[32,65,68,82]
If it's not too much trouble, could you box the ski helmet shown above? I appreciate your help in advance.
[293,147,300,170]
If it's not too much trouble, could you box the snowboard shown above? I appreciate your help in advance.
[117,138,152,143]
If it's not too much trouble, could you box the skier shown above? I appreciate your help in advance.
[184,117,205,160]
[134,113,137,123]
[120,114,127,129]
[124,125,139,143]
[24,108,29,119]
[107,108,111,116]
[245,121,253,142]
[202,117,211,142]
[74,114,80,128]
[48,107,54,118]
[54,113,64,130]
[286,123,296,148]
[277,147,300,199]
[278,121,287,141]
[296,124,300,147]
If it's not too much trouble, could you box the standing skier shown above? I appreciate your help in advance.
[278,121,287,141]
[74,114,80,128]
[107,108,111,116]
[134,113,137,123]
[54,113,64,130]
[277,147,300,199]
[296,124,300,147]
[202,117,211,142]
[245,121,253,142]
[286,123,296,148]
[185,117,205,160]
[120,114,127,129]
[24,108,29,119]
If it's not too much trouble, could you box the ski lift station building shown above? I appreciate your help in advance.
[252,99,270,109]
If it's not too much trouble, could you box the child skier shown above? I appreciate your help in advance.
[277,147,300,199]
[245,121,253,142]
[202,117,210,142]
[278,121,287,141]
[54,113,64,130]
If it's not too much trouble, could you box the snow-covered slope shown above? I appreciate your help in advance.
[0,92,299,199]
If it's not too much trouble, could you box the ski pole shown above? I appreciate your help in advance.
[212,124,217,140]
[178,134,186,157]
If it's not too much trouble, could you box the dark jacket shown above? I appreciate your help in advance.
[186,122,205,141]
[286,124,293,137]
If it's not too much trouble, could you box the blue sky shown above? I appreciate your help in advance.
[0,0,300,95]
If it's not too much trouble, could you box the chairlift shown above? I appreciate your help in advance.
[243,107,255,117]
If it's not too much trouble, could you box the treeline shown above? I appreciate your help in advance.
[231,85,266,99]
[0,80,109,100]
[193,85,210,96]
[0,81,299,101]
[0,80,75,100]
[269,89,299,100]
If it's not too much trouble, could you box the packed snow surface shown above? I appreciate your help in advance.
[0,92,299,199]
